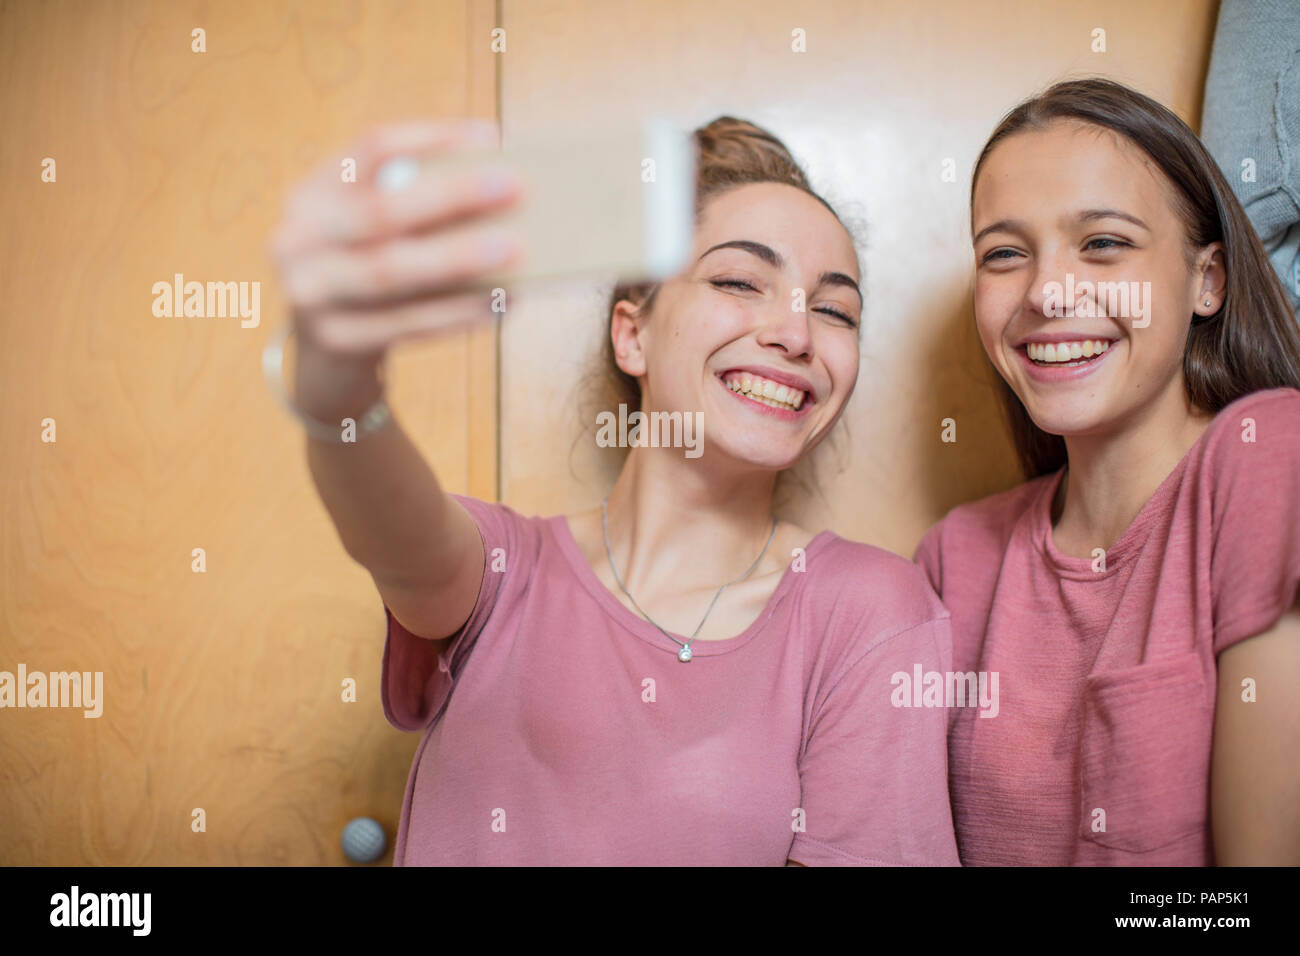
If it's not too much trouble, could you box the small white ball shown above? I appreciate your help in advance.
[341,816,387,863]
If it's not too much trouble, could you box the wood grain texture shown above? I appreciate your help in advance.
[496,0,1218,555]
[0,0,498,864]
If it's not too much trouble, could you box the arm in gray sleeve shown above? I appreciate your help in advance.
[1201,0,1300,312]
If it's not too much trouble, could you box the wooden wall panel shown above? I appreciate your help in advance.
[497,0,1218,555]
[0,0,498,864]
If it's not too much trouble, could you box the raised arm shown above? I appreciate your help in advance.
[268,120,524,640]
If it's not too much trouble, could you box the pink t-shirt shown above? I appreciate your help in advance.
[382,495,961,866]
[914,387,1300,865]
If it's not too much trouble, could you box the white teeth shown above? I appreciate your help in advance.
[724,373,806,411]
[1026,339,1112,364]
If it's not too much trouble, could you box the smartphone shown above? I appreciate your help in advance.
[375,117,695,286]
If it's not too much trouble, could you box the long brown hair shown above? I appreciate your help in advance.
[971,78,1300,479]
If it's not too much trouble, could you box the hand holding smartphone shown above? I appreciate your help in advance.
[375,117,695,288]
[269,115,694,401]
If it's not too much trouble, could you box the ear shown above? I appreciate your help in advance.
[610,297,649,378]
[1193,242,1227,317]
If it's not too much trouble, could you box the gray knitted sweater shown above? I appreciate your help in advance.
[1201,0,1300,313]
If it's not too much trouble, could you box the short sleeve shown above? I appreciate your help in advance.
[380,494,536,732]
[1208,389,1300,655]
[912,522,944,596]
[789,616,961,866]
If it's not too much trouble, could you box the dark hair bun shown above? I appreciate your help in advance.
[693,116,815,200]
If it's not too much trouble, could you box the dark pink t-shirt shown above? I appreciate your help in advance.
[382,495,961,866]
[914,387,1300,865]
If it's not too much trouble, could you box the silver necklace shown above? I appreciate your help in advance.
[600,497,778,662]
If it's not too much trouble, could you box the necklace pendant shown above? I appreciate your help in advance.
[677,645,693,662]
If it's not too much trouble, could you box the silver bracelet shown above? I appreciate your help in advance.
[261,322,392,443]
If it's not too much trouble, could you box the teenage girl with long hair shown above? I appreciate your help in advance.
[270,116,960,865]
[917,78,1300,865]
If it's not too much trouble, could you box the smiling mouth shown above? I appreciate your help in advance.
[720,371,808,411]
[1023,339,1114,368]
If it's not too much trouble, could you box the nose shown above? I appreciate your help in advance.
[1023,245,1075,320]
[755,298,813,357]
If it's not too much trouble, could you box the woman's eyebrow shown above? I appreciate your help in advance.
[819,271,862,303]
[1076,208,1150,230]
[698,239,782,267]
[972,219,1024,246]
[973,210,1150,246]
[698,240,861,301]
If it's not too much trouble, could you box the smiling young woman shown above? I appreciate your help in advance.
[270,116,960,866]
[915,79,1300,866]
